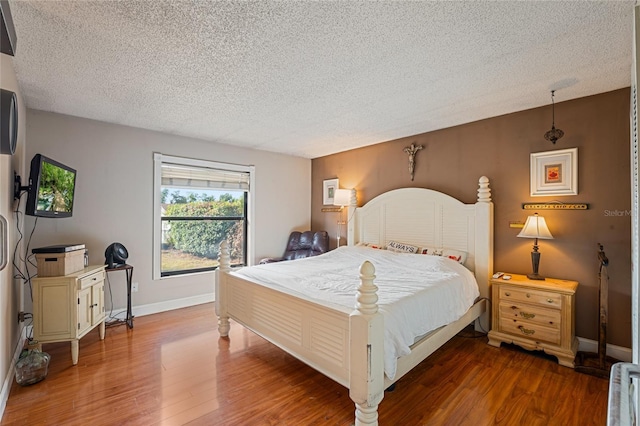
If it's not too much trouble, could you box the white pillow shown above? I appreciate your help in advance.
[443,249,468,264]
[358,242,386,250]
[420,247,442,256]
[386,240,419,253]
[420,247,468,264]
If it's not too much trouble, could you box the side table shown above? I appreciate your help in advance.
[105,264,134,328]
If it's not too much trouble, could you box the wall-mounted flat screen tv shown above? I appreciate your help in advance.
[25,154,76,218]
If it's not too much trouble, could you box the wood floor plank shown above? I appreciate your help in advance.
[1,303,610,425]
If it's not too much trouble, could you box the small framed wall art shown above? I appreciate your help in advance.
[530,147,578,196]
[323,178,338,205]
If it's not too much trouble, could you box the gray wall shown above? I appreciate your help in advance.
[23,110,311,316]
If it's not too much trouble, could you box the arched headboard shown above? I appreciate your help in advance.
[346,176,494,299]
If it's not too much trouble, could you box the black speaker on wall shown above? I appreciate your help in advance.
[0,88,17,155]
[105,243,128,269]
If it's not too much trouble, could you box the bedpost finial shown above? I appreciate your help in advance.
[360,260,375,277]
[349,188,357,206]
[477,176,491,203]
[357,261,378,315]
[218,241,231,272]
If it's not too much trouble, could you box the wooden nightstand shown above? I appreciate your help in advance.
[487,273,578,368]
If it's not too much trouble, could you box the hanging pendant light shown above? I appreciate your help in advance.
[544,90,564,144]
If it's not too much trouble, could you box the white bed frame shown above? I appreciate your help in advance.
[215,176,493,425]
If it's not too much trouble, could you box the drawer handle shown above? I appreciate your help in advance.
[519,312,536,320]
[526,293,531,298]
[518,325,535,336]
[547,298,554,303]
[505,292,510,297]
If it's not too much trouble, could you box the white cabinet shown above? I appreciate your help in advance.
[33,265,106,365]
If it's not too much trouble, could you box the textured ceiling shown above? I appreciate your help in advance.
[7,1,635,159]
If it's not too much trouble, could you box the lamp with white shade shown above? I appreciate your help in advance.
[517,213,554,280]
[333,189,353,247]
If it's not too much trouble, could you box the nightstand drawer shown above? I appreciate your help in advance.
[500,286,561,309]
[498,302,560,329]
[499,318,560,345]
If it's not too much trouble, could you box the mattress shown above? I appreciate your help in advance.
[232,245,480,379]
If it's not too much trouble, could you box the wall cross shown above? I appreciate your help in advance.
[403,143,424,181]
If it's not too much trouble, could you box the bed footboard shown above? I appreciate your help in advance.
[216,242,386,426]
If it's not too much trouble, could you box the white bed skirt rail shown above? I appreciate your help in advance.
[608,362,640,426]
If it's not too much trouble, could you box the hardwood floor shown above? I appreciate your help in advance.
[2,303,609,425]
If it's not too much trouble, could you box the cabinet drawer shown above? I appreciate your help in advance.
[498,302,560,329]
[499,318,560,345]
[79,270,104,289]
[499,286,561,309]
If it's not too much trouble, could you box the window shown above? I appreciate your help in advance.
[153,153,255,279]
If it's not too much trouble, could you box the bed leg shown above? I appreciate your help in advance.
[218,316,230,337]
[216,241,231,337]
[355,403,379,425]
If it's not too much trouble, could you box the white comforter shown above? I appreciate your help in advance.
[232,245,479,379]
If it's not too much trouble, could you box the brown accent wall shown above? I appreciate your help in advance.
[312,88,631,347]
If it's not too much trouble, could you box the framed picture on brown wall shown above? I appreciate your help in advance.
[323,178,338,205]
[530,148,578,196]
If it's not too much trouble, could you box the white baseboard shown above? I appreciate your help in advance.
[0,323,30,421]
[105,294,214,323]
[577,337,632,363]
[132,293,214,318]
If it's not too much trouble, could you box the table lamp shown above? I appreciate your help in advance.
[517,213,554,280]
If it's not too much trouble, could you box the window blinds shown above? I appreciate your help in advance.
[161,163,250,191]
